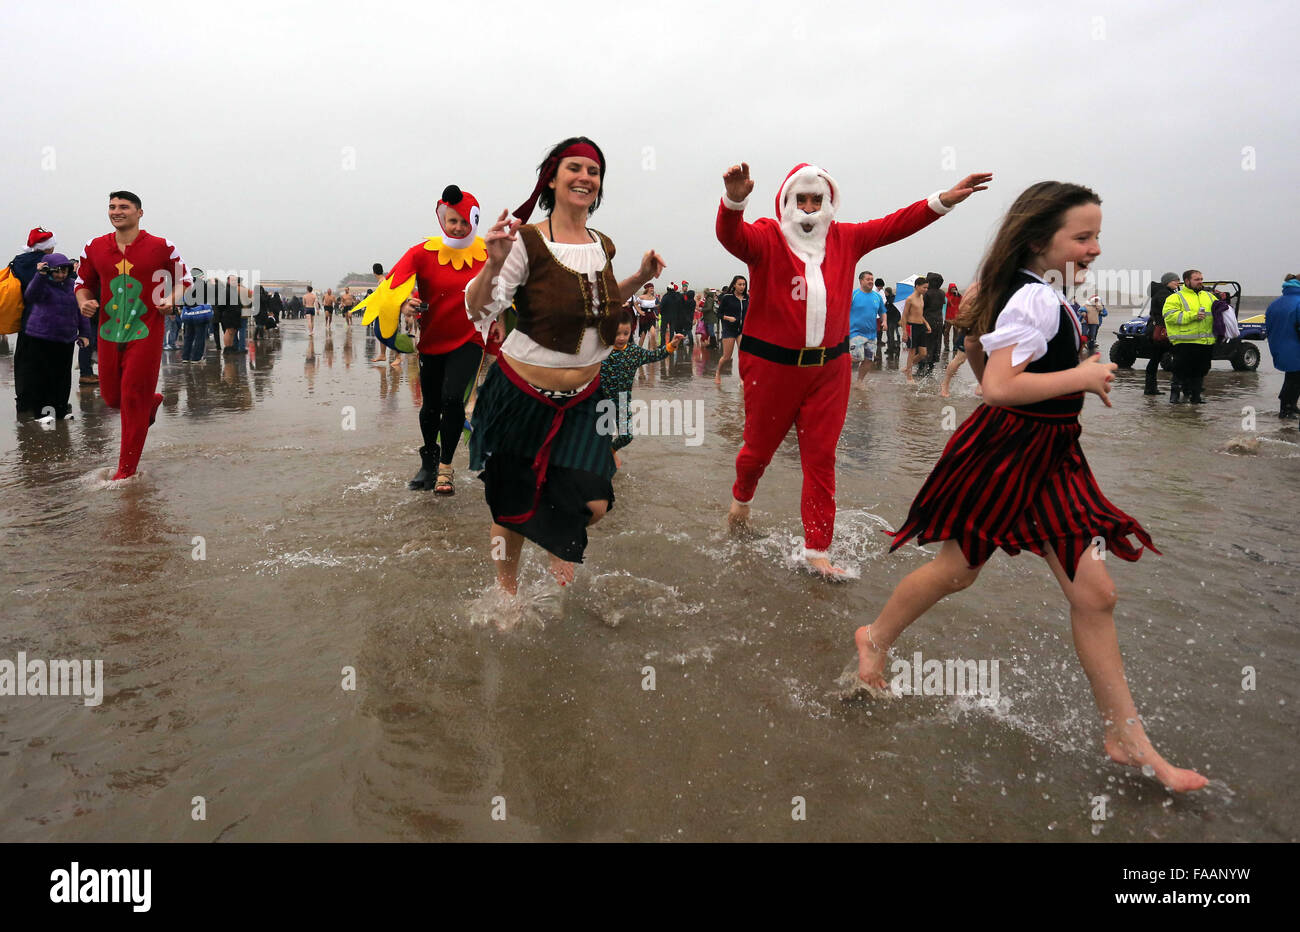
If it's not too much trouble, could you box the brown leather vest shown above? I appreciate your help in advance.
[514,224,622,355]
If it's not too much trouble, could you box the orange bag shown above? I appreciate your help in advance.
[0,265,23,334]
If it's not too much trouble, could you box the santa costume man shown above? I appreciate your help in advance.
[717,161,991,576]
[354,185,487,492]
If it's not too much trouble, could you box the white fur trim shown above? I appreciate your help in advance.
[802,548,830,560]
[722,194,748,211]
[927,190,953,215]
[732,495,753,506]
[804,261,828,347]
[778,169,837,346]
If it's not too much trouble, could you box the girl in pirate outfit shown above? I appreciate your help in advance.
[855,182,1206,793]
[465,137,666,593]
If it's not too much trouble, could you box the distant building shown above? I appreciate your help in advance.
[260,279,313,297]
[337,273,380,293]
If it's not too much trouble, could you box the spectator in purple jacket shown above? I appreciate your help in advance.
[17,252,92,421]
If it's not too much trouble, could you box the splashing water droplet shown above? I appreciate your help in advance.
[1141,764,1156,777]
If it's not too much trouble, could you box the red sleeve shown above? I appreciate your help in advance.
[715,200,763,264]
[74,239,100,299]
[842,198,943,260]
[387,243,423,290]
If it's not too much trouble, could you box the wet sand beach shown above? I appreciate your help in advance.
[1,320,1296,842]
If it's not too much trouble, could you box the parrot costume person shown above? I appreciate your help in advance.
[355,185,487,491]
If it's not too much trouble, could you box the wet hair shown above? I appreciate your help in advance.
[306,285,313,293]
[954,181,1101,337]
[109,190,142,209]
[537,136,605,215]
[1183,269,1201,281]
[914,276,927,288]
[728,275,747,293]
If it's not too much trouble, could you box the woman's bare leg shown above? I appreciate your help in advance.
[491,524,526,594]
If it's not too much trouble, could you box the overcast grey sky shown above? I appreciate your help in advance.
[6,0,1296,300]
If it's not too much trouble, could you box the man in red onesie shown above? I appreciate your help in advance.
[75,191,191,480]
[355,185,487,493]
[717,162,991,576]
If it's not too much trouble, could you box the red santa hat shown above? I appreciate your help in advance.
[25,227,56,253]
[773,164,840,220]
[435,185,481,249]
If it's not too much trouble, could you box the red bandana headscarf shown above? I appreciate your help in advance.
[513,142,603,223]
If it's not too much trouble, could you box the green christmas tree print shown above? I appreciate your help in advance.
[99,259,150,343]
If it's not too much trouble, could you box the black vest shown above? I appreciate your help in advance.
[993,271,1083,417]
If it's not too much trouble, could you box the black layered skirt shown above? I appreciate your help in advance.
[469,358,615,562]
[888,402,1158,580]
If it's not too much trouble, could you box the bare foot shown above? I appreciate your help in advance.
[1104,734,1207,792]
[854,625,889,690]
[389,357,402,369]
[713,375,722,386]
[806,555,847,578]
[939,385,951,398]
[907,375,917,384]
[727,500,751,536]
[371,356,386,364]
[549,553,575,587]
[974,384,983,397]
[613,450,623,469]
[496,575,518,596]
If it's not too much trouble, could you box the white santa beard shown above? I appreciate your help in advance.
[780,207,834,347]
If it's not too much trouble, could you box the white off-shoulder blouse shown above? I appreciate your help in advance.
[467,232,614,368]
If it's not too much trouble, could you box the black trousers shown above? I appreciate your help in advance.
[1280,370,1300,412]
[418,340,483,464]
[887,317,900,353]
[15,334,74,418]
[1144,344,1164,391]
[1171,342,1213,393]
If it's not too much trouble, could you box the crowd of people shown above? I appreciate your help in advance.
[9,135,1300,798]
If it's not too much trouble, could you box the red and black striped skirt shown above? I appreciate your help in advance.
[887,403,1159,580]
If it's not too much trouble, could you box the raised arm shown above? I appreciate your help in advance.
[845,172,993,256]
[716,162,763,263]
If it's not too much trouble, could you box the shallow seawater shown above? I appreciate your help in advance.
[0,321,1295,842]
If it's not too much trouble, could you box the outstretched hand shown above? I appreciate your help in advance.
[638,250,666,282]
[485,209,521,266]
[723,162,754,203]
[939,172,994,208]
[1077,352,1117,406]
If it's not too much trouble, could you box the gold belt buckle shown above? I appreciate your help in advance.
[797,346,826,367]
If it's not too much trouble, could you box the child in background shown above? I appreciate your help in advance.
[19,253,92,421]
[599,310,682,468]
[857,181,1206,793]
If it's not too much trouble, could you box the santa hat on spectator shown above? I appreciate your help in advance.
[435,185,481,249]
[25,227,56,253]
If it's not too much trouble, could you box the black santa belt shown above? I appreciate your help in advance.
[739,334,849,367]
